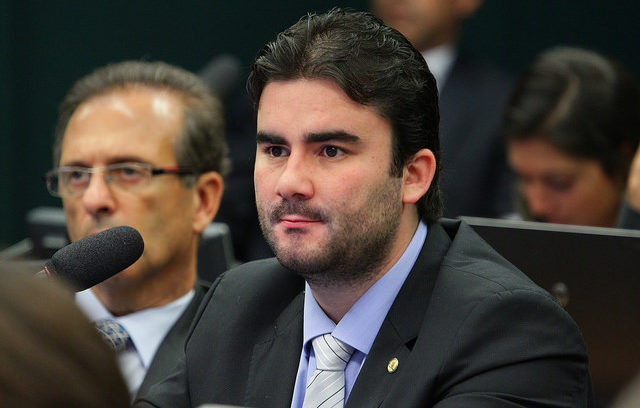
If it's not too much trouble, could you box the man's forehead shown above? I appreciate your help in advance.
[60,87,184,165]
[258,78,351,104]
[257,79,391,140]
[73,97,133,121]
[73,87,183,123]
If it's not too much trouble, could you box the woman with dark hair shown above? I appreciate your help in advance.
[503,47,640,227]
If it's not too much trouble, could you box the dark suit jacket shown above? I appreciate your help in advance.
[439,53,515,218]
[135,219,592,407]
[135,282,208,398]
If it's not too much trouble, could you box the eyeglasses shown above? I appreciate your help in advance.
[44,162,197,197]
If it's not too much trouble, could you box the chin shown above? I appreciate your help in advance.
[96,265,141,288]
[280,236,324,257]
[273,241,317,264]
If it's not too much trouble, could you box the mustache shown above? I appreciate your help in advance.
[80,221,119,239]
[268,200,327,223]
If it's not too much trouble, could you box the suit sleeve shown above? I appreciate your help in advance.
[432,289,593,408]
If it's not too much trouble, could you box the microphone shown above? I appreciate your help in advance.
[37,226,144,291]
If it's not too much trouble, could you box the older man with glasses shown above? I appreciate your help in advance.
[43,60,228,397]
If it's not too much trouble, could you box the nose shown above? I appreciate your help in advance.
[523,184,555,222]
[81,171,116,216]
[275,154,314,201]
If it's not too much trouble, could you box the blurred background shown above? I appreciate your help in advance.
[1,0,640,248]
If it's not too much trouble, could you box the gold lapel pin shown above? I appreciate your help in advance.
[387,357,399,373]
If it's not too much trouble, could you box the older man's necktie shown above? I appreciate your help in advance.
[95,318,132,352]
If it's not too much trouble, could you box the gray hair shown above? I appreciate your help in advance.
[54,61,230,186]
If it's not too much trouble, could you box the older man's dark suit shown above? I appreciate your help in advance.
[136,219,592,407]
[134,283,208,398]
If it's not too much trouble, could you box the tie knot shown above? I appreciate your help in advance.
[312,334,354,371]
[95,319,132,352]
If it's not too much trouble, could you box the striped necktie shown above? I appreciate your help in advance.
[302,334,355,408]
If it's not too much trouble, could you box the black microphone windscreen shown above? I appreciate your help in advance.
[47,226,144,291]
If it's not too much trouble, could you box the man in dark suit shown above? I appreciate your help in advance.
[135,9,591,407]
[372,0,514,218]
[44,61,228,396]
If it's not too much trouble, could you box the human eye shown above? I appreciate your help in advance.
[547,177,575,192]
[263,145,290,158]
[320,145,345,158]
[111,163,147,184]
[64,168,90,186]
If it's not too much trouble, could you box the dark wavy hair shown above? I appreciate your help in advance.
[247,8,441,222]
[504,47,640,181]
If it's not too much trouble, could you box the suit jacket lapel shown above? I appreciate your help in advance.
[346,222,453,408]
[136,282,209,398]
[245,292,305,408]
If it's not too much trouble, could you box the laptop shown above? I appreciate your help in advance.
[461,216,640,400]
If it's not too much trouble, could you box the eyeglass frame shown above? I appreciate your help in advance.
[43,162,198,198]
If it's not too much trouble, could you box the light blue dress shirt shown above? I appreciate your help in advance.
[76,288,194,395]
[290,221,428,408]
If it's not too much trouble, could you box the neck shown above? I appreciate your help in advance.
[309,213,420,323]
[418,32,459,54]
[93,255,197,316]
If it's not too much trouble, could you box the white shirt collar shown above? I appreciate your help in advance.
[76,288,194,368]
[422,44,457,92]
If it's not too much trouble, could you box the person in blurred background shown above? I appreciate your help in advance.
[0,269,129,408]
[372,0,514,218]
[618,144,640,228]
[44,60,228,396]
[503,47,640,227]
[198,54,274,262]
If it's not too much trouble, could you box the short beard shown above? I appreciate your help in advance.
[257,177,403,289]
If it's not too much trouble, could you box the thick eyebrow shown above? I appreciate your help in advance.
[256,132,287,145]
[305,131,361,145]
[256,130,362,146]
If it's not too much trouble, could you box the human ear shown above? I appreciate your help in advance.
[401,148,436,205]
[192,171,224,234]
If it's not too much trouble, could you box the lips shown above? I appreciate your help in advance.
[279,216,322,229]
[268,201,326,226]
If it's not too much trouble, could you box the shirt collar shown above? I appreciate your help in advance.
[422,44,457,92]
[76,288,194,368]
[302,221,428,354]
